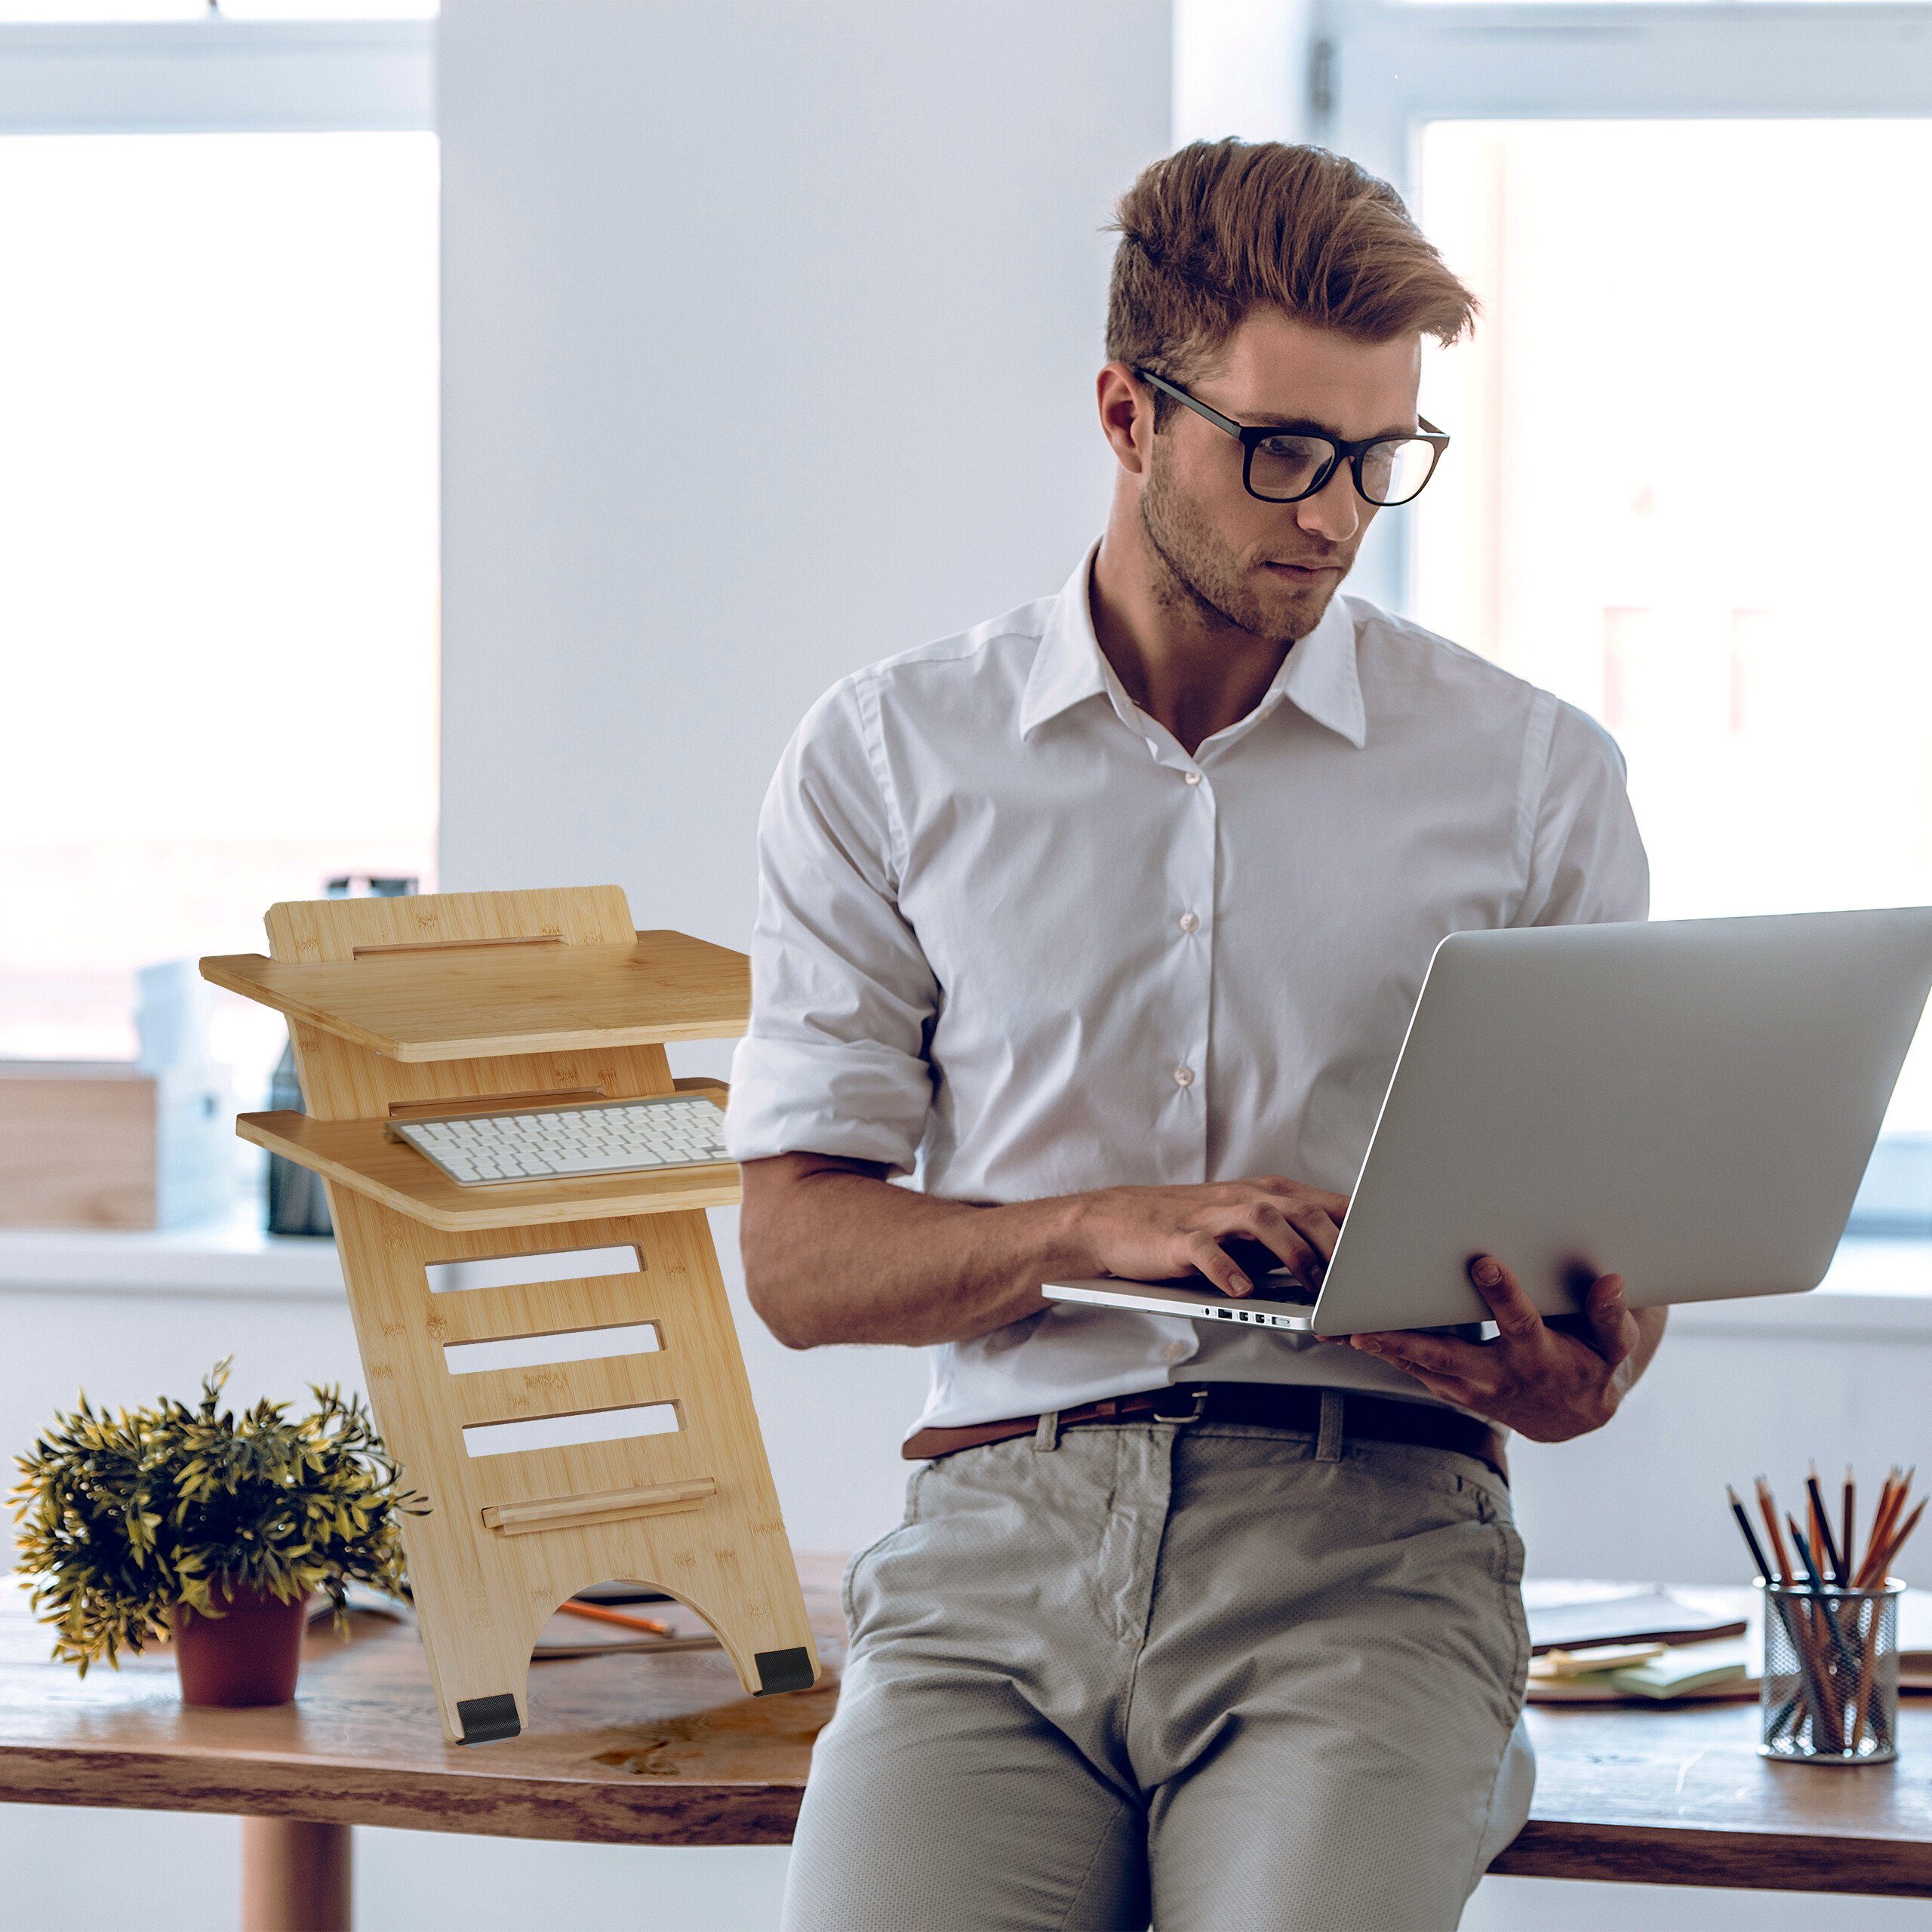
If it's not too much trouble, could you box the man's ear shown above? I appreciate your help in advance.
[1096,361,1151,476]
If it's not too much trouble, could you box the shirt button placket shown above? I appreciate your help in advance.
[1172,764,1214,1180]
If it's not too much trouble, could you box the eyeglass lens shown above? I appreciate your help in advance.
[1248,432,1435,506]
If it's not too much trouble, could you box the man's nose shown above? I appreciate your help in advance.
[1294,461,1361,544]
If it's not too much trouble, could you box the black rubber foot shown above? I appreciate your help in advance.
[456,1693,522,1743]
[752,1646,817,1696]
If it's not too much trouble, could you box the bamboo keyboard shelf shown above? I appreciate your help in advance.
[235,1096,740,1233]
[198,886,817,1747]
[200,928,749,1061]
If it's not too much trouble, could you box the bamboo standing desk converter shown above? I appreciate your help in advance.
[201,885,819,1744]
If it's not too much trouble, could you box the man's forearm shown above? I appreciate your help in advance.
[740,1154,1094,1350]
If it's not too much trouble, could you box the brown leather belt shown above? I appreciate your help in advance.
[903,1382,1508,1484]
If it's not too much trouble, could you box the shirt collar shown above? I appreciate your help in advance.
[1017,546,1112,738]
[1018,541,1367,750]
[1266,585,1367,749]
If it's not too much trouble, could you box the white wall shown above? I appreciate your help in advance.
[1174,0,1315,145]
[437,0,1175,1559]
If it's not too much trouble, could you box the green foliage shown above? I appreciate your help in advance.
[8,1359,426,1675]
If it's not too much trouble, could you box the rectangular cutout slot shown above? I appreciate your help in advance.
[352,934,566,959]
[427,1244,641,1296]
[388,1088,605,1121]
[462,1402,680,1460]
[443,1323,661,1377]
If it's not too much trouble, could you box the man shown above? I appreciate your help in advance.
[728,140,1663,1931]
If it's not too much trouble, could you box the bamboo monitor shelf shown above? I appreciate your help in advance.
[200,928,749,1062]
[199,887,817,1746]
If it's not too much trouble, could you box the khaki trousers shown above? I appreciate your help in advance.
[783,1411,1535,1932]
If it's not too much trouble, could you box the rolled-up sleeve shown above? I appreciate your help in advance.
[1515,698,1651,928]
[725,675,939,1174]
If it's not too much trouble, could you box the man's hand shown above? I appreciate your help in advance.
[1073,1177,1349,1297]
[1342,1254,1667,1443]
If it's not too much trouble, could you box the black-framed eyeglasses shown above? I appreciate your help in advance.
[1133,367,1451,508]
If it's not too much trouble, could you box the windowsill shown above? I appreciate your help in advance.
[0,1198,342,1299]
[1666,1237,1932,1340]
[0,1207,1925,1334]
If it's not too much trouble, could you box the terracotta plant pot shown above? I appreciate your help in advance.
[168,1582,309,1708]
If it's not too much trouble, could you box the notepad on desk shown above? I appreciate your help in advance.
[1602,1639,1752,1700]
[1525,1588,1746,1656]
[1524,1589,1754,1706]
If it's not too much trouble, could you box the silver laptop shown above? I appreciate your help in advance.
[1045,907,1932,1337]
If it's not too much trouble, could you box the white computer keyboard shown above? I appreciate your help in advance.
[391,1096,731,1186]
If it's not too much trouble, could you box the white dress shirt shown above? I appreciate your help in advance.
[728,545,1649,1435]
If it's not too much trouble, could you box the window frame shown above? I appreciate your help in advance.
[1310,0,1932,611]
[0,17,431,135]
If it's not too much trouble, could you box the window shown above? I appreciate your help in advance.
[0,18,435,1112]
[1321,2,1932,1227]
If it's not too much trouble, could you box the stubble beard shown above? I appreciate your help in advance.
[1139,451,1348,649]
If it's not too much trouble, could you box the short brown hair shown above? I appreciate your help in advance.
[1106,140,1477,395]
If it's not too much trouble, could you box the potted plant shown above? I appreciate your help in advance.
[8,1361,422,1706]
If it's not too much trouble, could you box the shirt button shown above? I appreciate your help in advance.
[1161,1339,1189,1361]
[1178,911,1199,934]
[1183,770,1203,786]
[1173,1065,1195,1088]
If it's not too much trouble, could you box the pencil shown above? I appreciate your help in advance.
[1874,1497,1927,1581]
[1769,1522,1847,1754]
[1727,1485,1774,1581]
[1843,1466,1856,1592]
[1865,1472,1912,1586]
[1792,1520,1861,1671]
[1756,1477,1794,1583]
[1807,1468,1847,1587]
[1857,1473,1900,1589]
[1728,1485,1818,1746]
[554,1598,673,1638]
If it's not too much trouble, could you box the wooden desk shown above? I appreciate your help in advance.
[4,1567,1929,1929]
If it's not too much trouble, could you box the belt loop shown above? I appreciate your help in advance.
[1033,1409,1062,1454]
[1315,1388,1346,1463]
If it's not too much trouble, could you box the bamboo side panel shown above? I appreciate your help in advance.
[214,885,819,1744]
[329,1190,817,1740]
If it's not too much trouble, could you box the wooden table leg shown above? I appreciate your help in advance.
[241,1817,352,1932]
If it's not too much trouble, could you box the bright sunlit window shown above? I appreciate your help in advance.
[1414,118,1932,1141]
[0,130,439,1103]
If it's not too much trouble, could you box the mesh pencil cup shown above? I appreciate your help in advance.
[1758,1577,1903,1765]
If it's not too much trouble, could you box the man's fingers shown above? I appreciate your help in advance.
[1583,1273,1634,1364]
[1351,1336,1488,1404]
[1352,1329,1486,1382]
[1286,1207,1343,1264]
[1467,1255,1543,1341]
[1185,1234,1252,1297]
[1254,1177,1351,1222]
[1238,1204,1327,1287]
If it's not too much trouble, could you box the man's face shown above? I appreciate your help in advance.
[1135,308,1423,644]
